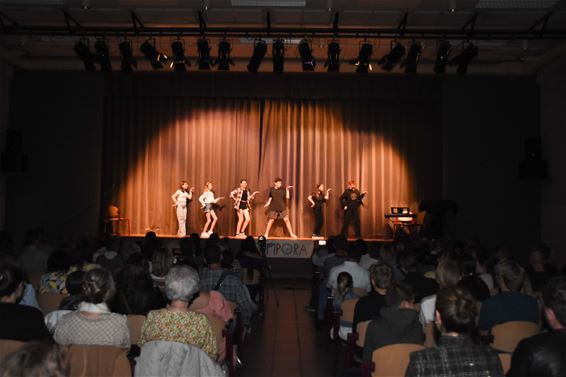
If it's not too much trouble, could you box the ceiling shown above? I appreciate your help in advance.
[0,0,565,73]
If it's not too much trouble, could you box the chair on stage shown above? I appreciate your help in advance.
[105,205,130,236]
[490,321,539,353]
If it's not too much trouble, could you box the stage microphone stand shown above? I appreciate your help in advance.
[258,235,279,315]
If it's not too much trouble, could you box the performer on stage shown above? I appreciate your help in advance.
[340,180,367,239]
[230,179,260,238]
[198,182,224,238]
[263,177,297,239]
[171,181,194,237]
[307,184,332,239]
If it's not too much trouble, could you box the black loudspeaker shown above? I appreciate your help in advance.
[1,129,28,172]
[519,137,547,180]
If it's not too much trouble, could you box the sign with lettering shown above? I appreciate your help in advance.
[262,240,314,259]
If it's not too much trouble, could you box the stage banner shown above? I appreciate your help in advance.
[262,239,315,259]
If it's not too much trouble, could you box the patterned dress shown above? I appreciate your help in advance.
[138,309,217,360]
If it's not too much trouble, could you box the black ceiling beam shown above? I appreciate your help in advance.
[1,24,566,40]
[62,9,81,33]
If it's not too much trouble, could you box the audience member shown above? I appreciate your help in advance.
[526,246,558,293]
[327,245,370,293]
[508,276,566,377]
[0,342,69,377]
[406,285,504,377]
[458,253,490,302]
[54,268,130,348]
[139,265,217,360]
[353,262,392,330]
[19,229,53,276]
[478,259,538,333]
[399,250,438,303]
[0,265,52,342]
[150,248,174,291]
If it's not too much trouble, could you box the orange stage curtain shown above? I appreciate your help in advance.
[103,97,440,238]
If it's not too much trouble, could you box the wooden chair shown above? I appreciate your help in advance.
[352,287,368,298]
[499,353,512,374]
[372,343,425,377]
[345,320,370,367]
[28,273,42,290]
[68,344,131,377]
[105,205,131,236]
[340,298,359,326]
[490,321,539,353]
[423,322,436,348]
[0,339,25,361]
[126,315,146,345]
[37,292,67,314]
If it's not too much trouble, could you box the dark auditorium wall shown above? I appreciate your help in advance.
[5,71,541,256]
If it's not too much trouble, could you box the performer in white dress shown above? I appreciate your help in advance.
[198,182,224,238]
[230,179,260,238]
[171,181,194,237]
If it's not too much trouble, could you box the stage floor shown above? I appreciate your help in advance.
[119,233,392,243]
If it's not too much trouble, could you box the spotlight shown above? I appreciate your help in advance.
[298,39,316,71]
[197,38,212,70]
[216,39,234,71]
[450,42,478,74]
[402,42,422,74]
[434,40,451,74]
[74,38,96,71]
[94,38,112,72]
[247,39,267,73]
[170,40,189,71]
[324,40,340,72]
[351,42,373,73]
[378,41,405,72]
[272,38,285,73]
[140,39,167,70]
[119,40,137,72]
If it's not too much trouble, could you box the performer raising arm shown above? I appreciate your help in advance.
[199,182,224,238]
[171,181,194,237]
[230,179,260,238]
[340,180,367,239]
[307,184,331,239]
[263,178,297,239]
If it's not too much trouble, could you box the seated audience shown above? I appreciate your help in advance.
[478,259,538,333]
[353,262,392,330]
[0,265,52,342]
[58,270,85,310]
[363,282,424,362]
[200,245,257,325]
[327,245,371,293]
[0,342,69,377]
[54,268,130,348]
[526,246,558,293]
[39,249,71,294]
[406,285,504,377]
[19,229,52,276]
[399,250,438,303]
[150,248,174,291]
[139,265,217,360]
[93,237,123,276]
[508,276,566,377]
[458,253,490,302]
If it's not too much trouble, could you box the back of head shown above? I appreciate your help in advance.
[66,270,86,296]
[543,276,566,328]
[399,250,419,272]
[347,246,361,262]
[436,285,477,335]
[81,268,115,304]
[385,282,415,308]
[204,244,221,265]
[0,265,25,298]
[165,265,199,302]
[333,235,348,256]
[151,248,173,277]
[369,262,393,290]
[436,257,462,288]
[0,342,69,377]
[337,272,353,297]
[47,250,71,272]
[220,250,234,269]
[495,259,526,292]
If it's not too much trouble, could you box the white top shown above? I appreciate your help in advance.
[326,260,371,292]
[199,191,215,207]
[360,257,380,270]
[174,190,191,205]
[419,294,437,325]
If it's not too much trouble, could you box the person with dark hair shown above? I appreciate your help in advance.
[0,265,52,342]
[399,250,438,303]
[507,276,566,377]
[0,342,69,377]
[171,181,194,237]
[263,177,297,238]
[230,179,260,238]
[19,229,53,276]
[458,253,490,302]
[406,286,504,377]
[526,246,558,293]
[200,245,257,324]
[478,259,538,333]
[339,180,367,239]
[54,268,130,348]
[363,282,424,362]
[58,270,85,310]
[307,183,332,239]
[353,262,393,330]
[327,246,370,293]
[150,248,174,291]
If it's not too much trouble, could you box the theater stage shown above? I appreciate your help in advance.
[117,234,391,278]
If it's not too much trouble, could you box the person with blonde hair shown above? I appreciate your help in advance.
[198,182,224,238]
[171,181,194,237]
